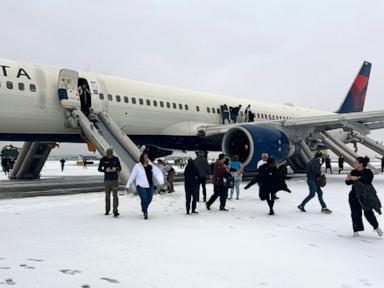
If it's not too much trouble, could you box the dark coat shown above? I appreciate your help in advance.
[194,157,211,178]
[306,158,322,181]
[346,169,382,214]
[245,164,291,200]
[184,161,199,189]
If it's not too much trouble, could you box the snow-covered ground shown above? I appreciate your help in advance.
[0,172,383,287]
[0,161,100,181]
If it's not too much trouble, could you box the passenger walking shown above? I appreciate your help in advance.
[98,149,122,217]
[298,152,332,214]
[194,151,211,202]
[220,104,231,124]
[245,105,251,122]
[245,158,290,215]
[83,157,88,169]
[346,157,382,237]
[88,108,100,131]
[206,154,230,211]
[126,153,164,220]
[60,158,66,172]
[257,153,269,169]
[248,111,255,122]
[376,156,384,173]
[325,156,332,174]
[228,155,244,200]
[230,104,242,123]
[338,156,345,174]
[184,159,200,214]
[78,84,91,116]
[164,162,176,193]
[1,157,11,175]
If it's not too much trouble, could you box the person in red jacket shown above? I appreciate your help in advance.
[206,154,230,211]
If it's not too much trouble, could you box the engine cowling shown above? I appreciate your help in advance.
[222,125,291,171]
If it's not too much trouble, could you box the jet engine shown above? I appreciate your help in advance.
[221,125,292,171]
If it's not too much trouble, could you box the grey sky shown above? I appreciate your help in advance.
[1,0,384,156]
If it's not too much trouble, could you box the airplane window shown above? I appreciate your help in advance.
[99,93,104,100]
[257,113,260,119]
[116,95,121,102]
[217,108,220,114]
[212,107,216,113]
[132,97,137,104]
[179,103,183,110]
[196,106,200,112]
[18,83,25,91]
[160,101,164,108]
[207,107,211,113]
[108,94,113,101]
[124,96,128,103]
[166,102,171,108]
[173,103,177,109]
[240,111,244,117]
[153,100,158,107]
[146,99,151,106]
[139,98,144,105]
[185,104,188,111]
[30,84,36,92]
[6,81,13,89]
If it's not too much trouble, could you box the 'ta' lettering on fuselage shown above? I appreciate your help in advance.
[0,65,31,80]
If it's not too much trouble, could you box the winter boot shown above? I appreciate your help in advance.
[298,205,306,213]
[321,208,332,214]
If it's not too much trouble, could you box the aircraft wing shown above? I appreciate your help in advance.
[198,110,384,137]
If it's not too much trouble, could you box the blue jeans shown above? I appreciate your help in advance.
[301,180,327,209]
[230,175,242,198]
[137,186,154,214]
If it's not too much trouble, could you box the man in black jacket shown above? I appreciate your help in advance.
[298,152,332,214]
[98,148,122,217]
[194,151,211,202]
[184,159,200,214]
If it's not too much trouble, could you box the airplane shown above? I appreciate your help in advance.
[0,58,383,181]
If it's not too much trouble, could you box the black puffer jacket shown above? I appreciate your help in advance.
[245,164,291,200]
[346,168,382,214]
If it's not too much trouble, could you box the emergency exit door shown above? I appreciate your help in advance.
[58,69,80,109]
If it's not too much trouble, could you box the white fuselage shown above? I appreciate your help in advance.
[0,59,334,144]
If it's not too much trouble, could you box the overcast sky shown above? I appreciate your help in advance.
[1,0,383,156]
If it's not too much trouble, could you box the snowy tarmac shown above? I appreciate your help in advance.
[0,170,383,288]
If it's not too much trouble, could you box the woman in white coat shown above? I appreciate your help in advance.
[126,153,164,219]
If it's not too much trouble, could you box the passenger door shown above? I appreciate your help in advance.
[58,69,80,109]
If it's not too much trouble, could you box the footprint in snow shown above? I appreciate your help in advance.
[27,259,44,262]
[359,279,372,286]
[309,243,319,248]
[5,279,16,285]
[20,264,35,269]
[100,277,119,283]
[0,267,10,270]
[82,285,91,288]
[60,269,82,275]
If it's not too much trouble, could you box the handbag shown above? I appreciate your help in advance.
[318,174,327,188]
[224,174,235,189]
